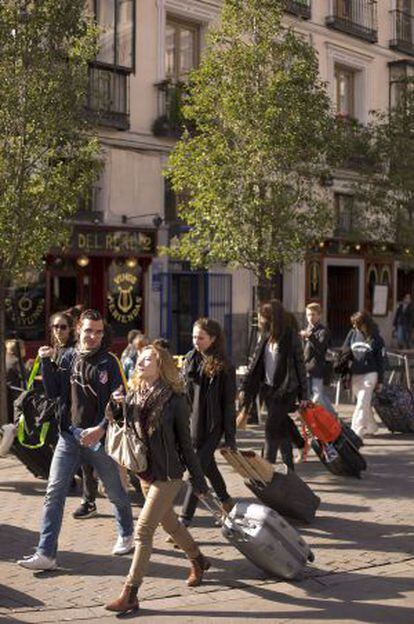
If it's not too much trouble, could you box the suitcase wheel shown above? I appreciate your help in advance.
[308,550,315,563]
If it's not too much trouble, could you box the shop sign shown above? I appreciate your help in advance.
[107,272,142,324]
[72,227,156,256]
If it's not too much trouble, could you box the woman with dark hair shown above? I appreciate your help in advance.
[239,300,308,470]
[179,318,236,526]
[49,312,76,360]
[343,310,385,438]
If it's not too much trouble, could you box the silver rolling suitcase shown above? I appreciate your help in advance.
[202,494,314,579]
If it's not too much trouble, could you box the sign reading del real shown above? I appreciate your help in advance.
[72,226,156,256]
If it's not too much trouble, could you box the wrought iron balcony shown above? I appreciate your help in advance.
[152,80,193,139]
[285,0,311,20]
[390,10,414,56]
[326,1,378,43]
[86,65,130,131]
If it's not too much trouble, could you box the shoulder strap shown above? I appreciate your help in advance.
[26,355,41,390]
[109,352,129,391]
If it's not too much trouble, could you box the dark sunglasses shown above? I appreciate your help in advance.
[52,324,69,330]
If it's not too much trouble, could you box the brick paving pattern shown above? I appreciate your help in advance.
[0,406,413,623]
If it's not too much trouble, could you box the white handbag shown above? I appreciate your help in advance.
[105,404,148,473]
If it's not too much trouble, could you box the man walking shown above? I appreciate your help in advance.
[393,293,414,350]
[300,302,336,415]
[18,309,134,571]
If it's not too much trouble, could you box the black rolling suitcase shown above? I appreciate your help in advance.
[245,468,321,524]
[339,420,364,449]
[372,384,414,433]
[311,433,367,478]
[221,448,320,524]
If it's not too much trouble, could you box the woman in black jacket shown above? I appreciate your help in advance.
[240,300,308,470]
[105,343,209,614]
[343,310,385,438]
[179,318,236,526]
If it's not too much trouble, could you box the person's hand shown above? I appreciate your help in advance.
[299,330,310,339]
[38,346,53,359]
[222,443,237,452]
[111,386,125,404]
[298,399,311,411]
[80,426,105,448]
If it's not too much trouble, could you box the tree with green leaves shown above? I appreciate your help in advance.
[338,79,414,251]
[166,0,336,299]
[0,0,101,425]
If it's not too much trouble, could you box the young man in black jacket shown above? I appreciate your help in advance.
[300,303,336,415]
[17,310,134,571]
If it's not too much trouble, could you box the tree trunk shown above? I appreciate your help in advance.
[0,278,8,426]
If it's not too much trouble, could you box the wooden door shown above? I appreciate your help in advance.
[327,265,359,345]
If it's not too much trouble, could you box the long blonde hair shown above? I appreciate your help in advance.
[129,344,185,394]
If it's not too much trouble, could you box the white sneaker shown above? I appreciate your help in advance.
[0,424,17,457]
[112,535,134,555]
[17,552,57,570]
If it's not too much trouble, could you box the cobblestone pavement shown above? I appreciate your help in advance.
[1,405,413,623]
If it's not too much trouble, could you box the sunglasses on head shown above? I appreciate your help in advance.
[52,324,69,330]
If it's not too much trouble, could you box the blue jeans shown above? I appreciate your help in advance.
[308,377,337,416]
[37,432,133,558]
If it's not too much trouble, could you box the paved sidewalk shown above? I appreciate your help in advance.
[1,406,414,623]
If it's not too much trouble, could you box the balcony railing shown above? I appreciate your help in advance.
[326,1,378,43]
[390,10,414,56]
[285,0,311,19]
[152,80,193,139]
[86,65,130,131]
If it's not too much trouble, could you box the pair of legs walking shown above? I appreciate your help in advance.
[263,393,295,470]
[351,372,379,438]
[180,429,231,524]
[19,431,133,567]
[105,478,209,613]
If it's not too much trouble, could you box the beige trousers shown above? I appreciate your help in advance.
[127,479,200,587]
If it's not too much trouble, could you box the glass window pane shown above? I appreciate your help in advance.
[117,0,134,69]
[179,27,196,77]
[165,23,176,79]
[96,0,116,65]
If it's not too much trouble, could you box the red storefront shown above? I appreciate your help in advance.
[5,225,157,357]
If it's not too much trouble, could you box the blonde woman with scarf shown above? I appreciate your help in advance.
[105,343,210,614]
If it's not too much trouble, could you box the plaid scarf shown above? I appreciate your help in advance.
[130,379,173,436]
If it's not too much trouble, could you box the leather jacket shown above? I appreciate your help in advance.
[121,393,208,493]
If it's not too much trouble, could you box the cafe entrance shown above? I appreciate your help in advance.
[5,225,156,355]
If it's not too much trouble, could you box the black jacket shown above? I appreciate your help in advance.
[343,329,385,383]
[183,349,236,448]
[121,393,208,493]
[41,347,123,431]
[240,327,308,409]
[303,323,331,379]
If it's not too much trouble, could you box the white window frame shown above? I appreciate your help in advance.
[326,43,374,123]
[156,0,217,81]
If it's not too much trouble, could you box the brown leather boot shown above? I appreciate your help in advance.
[221,497,235,515]
[104,583,139,613]
[187,552,211,587]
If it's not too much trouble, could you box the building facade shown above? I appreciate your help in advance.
[6,1,414,358]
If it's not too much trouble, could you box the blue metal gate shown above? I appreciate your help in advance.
[160,271,232,355]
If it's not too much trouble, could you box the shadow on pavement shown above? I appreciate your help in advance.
[0,583,44,609]
[144,571,414,623]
